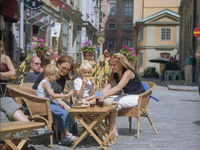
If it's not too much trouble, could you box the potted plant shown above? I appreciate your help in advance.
[33,38,48,58]
[79,41,96,60]
[120,45,138,68]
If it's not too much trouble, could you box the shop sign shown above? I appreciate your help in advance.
[24,0,43,10]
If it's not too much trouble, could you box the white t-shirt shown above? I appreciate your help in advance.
[74,77,92,98]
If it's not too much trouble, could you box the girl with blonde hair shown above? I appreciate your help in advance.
[74,60,95,99]
[87,53,145,137]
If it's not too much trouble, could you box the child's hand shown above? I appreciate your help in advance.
[56,99,71,110]
[90,77,95,86]
[82,77,87,85]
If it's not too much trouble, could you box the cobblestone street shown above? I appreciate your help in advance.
[29,80,200,150]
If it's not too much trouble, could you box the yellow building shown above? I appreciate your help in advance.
[133,0,181,74]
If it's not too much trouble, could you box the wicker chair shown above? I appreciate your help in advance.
[117,81,158,138]
[20,83,34,88]
[6,84,54,148]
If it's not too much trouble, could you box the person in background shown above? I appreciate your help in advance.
[87,53,145,138]
[48,46,59,61]
[40,52,55,72]
[37,64,77,146]
[74,61,95,99]
[195,46,200,99]
[184,49,193,86]
[25,56,41,83]
[0,40,16,94]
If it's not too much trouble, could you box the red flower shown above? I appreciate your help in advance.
[40,43,44,48]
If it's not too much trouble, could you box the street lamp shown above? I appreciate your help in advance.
[87,6,99,15]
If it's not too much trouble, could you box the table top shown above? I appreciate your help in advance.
[0,121,45,133]
[68,104,118,113]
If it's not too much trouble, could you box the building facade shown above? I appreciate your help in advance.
[0,0,101,62]
[133,0,181,74]
[102,0,133,54]
[179,0,200,82]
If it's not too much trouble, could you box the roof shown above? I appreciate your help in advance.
[136,9,180,23]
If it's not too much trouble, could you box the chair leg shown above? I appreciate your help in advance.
[146,112,158,134]
[137,117,141,139]
[47,124,54,148]
[53,122,59,142]
[128,117,132,133]
[50,135,53,148]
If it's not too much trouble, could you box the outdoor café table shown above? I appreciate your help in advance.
[0,121,45,150]
[68,104,118,150]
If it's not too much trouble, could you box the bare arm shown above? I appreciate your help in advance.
[1,56,15,76]
[103,70,134,98]
[43,82,73,99]
[89,78,95,96]
[75,77,87,99]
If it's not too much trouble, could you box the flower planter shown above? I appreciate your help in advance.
[36,50,47,58]
[83,51,94,61]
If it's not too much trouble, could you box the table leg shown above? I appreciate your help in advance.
[0,129,33,150]
[71,113,108,150]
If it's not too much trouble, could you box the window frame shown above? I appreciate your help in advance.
[139,28,144,42]
[124,1,133,17]
[160,27,172,41]
[108,23,116,30]
[109,2,117,17]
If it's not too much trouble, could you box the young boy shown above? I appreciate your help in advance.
[37,64,78,146]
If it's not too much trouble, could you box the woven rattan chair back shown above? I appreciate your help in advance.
[6,84,53,147]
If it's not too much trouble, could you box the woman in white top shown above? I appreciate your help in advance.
[74,61,95,99]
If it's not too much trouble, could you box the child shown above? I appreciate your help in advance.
[74,61,95,99]
[37,64,78,146]
[40,52,55,72]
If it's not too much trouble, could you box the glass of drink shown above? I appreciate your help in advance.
[90,100,95,107]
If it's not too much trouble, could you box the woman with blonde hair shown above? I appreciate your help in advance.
[0,40,16,95]
[87,53,145,137]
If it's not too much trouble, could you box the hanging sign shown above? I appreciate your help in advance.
[24,0,43,10]
[51,22,61,38]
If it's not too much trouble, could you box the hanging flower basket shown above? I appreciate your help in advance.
[33,38,48,58]
[120,45,138,68]
[79,41,97,60]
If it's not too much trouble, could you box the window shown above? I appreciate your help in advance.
[108,23,116,30]
[161,28,171,41]
[108,39,116,52]
[139,28,144,41]
[138,52,143,66]
[123,23,132,30]
[124,1,132,16]
[122,39,132,47]
[109,3,116,16]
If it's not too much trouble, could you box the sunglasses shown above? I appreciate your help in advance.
[35,63,41,66]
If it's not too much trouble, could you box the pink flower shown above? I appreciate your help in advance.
[85,41,91,44]
[40,43,44,48]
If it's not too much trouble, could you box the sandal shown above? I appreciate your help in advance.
[65,133,78,142]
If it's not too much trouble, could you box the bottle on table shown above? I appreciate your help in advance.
[95,90,100,105]
[99,92,104,107]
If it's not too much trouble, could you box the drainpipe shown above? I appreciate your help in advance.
[17,0,24,83]
[192,0,196,82]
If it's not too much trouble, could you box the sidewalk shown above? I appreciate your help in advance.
[28,78,200,150]
[141,78,198,92]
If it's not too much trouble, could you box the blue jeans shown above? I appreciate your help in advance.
[50,101,74,134]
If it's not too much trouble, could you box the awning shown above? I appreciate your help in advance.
[50,0,67,11]
[0,0,20,23]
